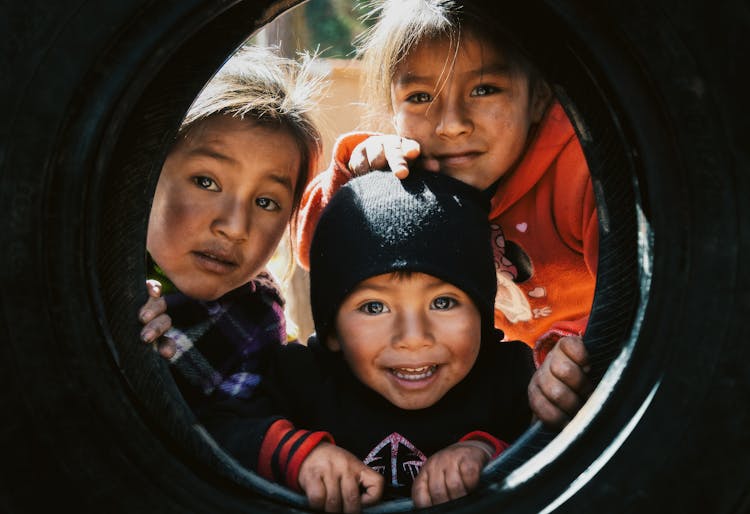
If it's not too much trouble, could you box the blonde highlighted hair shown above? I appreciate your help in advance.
[179,45,324,212]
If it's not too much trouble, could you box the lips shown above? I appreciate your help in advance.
[440,151,480,162]
[192,246,240,273]
[422,151,482,171]
[389,365,438,381]
[196,250,235,265]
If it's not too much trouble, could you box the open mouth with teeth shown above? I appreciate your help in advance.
[389,365,438,381]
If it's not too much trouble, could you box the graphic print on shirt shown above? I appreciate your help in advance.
[490,223,548,323]
[363,433,427,487]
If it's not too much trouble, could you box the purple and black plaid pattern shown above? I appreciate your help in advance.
[157,270,290,409]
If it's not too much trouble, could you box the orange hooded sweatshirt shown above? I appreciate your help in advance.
[296,101,597,365]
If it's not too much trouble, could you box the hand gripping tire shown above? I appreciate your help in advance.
[1,1,748,513]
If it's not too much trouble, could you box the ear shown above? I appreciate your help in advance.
[530,81,553,124]
[325,333,342,352]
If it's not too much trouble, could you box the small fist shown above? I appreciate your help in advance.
[139,279,176,359]
[298,442,384,513]
[411,441,492,508]
[528,336,593,428]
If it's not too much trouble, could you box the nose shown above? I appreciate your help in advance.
[392,309,434,351]
[213,198,251,241]
[433,94,473,139]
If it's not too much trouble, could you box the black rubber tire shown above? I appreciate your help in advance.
[1,1,748,513]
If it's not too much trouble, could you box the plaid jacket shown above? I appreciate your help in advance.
[149,262,290,413]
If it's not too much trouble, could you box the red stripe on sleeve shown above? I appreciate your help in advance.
[258,419,294,481]
[284,431,335,491]
[460,431,510,458]
[277,430,307,474]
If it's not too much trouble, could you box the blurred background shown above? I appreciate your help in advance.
[251,0,372,342]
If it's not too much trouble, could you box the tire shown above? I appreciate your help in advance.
[1,1,747,513]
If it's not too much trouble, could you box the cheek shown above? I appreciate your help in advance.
[253,215,290,257]
[341,344,375,384]
[336,322,380,377]
[509,102,535,140]
[458,330,481,362]
[147,191,212,270]
[147,192,187,248]
[393,113,427,141]
[484,105,517,130]
[487,111,531,157]
[445,315,482,365]
[450,341,480,385]
[394,107,418,128]
[154,198,197,238]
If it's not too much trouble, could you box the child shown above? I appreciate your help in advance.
[295,0,598,366]
[138,45,323,412]
[201,170,537,512]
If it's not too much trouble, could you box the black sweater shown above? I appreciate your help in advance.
[201,335,534,495]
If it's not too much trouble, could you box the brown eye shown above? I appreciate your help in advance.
[256,197,281,211]
[431,296,456,310]
[192,176,220,191]
[359,301,388,315]
[471,85,500,97]
[407,92,432,103]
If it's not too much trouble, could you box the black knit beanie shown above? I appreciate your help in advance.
[309,169,498,345]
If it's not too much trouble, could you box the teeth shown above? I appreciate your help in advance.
[391,365,437,381]
[203,252,230,264]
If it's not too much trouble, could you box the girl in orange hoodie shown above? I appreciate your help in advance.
[296,0,595,420]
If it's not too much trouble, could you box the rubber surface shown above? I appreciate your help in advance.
[1,0,748,513]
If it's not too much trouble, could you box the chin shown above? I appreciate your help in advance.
[175,282,227,302]
[390,396,437,411]
[444,170,494,190]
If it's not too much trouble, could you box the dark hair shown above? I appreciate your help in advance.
[356,0,548,128]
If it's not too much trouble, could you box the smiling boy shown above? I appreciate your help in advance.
[331,271,482,411]
[202,170,535,512]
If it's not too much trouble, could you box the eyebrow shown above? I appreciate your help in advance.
[267,171,294,192]
[186,146,236,164]
[187,146,294,192]
[395,63,512,88]
[349,282,391,295]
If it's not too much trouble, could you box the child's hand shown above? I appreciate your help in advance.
[348,135,421,179]
[528,336,593,428]
[298,442,384,513]
[411,440,492,508]
[138,279,176,359]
